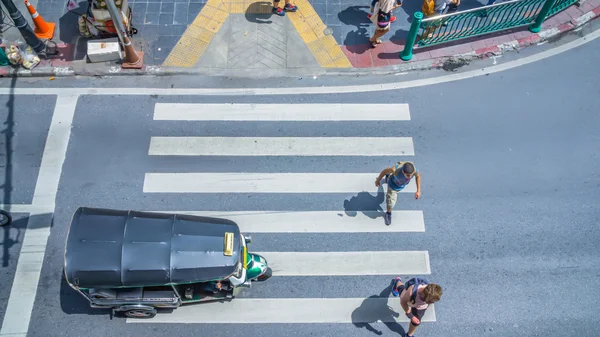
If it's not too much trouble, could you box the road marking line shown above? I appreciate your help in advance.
[2,27,598,96]
[0,204,54,214]
[152,210,425,233]
[143,173,417,193]
[257,251,430,276]
[153,103,411,121]
[127,298,436,323]
[0,94,79,337]
[149,137,415,156]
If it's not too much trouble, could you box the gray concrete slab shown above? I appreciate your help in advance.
[197,14,318,69]
[196,13,231,68]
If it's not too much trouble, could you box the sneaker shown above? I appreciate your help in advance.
[390,16,397,23]
[384,212,392,225]
[391,277,402,296]
[272,7,285,16]
[284,3,298,11]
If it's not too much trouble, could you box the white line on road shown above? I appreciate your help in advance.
[259,251,430,276]
[0,94,79,337]
[127,298,436,324]
[0,204,54,214]
[148,137,415,156]
[1,28,598,96]
[158,210,425,233]
[153,103,411,121]
[143,173,417,193]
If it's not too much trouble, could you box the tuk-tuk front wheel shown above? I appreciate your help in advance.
[257,267,272,281]
[124,308,157,319]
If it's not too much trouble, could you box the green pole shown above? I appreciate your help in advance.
[400,12,423,61]
[529,0,558,33]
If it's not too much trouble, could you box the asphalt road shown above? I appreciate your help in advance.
[1,22,599,337]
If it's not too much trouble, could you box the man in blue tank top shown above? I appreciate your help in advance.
[375,161,421,225]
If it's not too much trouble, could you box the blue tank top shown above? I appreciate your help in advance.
[388,162,418,191]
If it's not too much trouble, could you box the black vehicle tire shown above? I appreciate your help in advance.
[0,210,11,226]
[257,267,272,281]
[124,308,157,319]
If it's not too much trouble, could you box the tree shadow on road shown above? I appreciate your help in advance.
[352,280,406,335]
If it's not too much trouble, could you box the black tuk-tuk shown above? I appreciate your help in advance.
[64,207,272,318]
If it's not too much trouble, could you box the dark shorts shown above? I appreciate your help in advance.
[397,285,427,322]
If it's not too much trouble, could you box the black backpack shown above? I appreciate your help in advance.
[404,277,429,303]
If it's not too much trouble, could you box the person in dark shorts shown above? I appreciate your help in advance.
[392,276,442,337]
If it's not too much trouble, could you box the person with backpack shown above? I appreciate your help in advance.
[368,0,403,24]
[375,161,421,225]
[392,276,443,337]
[367,0,401,48]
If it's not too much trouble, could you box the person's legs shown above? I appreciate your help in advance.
[392,276,404,296]
[284,0,297,11]
[272,0,284,15]
[407,308,426,336]
[369,26,390,47]
[384,185,397,225]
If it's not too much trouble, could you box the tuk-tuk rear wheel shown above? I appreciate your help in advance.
[257,267,272,281]
[124,308,157,319]
[0,210,11,226]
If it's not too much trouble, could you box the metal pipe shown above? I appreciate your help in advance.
[104,0,127,45]
[0,0,46,54]
[529,0,558,32]
[400,12,423,61]
[421,0,531,22]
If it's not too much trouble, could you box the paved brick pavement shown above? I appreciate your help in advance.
[0,0,599,75]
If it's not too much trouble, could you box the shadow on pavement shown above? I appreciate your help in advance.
[352,281,406,335]
[58,1,91,61]
[246,2,276,23]
[338,6,372,50]
[60,271,112,316]
[343,189,385,219]
[1,76,16,267]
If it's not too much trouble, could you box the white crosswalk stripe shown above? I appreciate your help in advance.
[143,173,418,193]
[259,251,430,276]
[153,211,425,233]
[129,299,436,324]
[148,137,415,156]
[134,102,435,325]
[153,103,411,121]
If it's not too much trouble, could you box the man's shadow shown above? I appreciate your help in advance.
[352,280,406,335]
[343,178,386,219]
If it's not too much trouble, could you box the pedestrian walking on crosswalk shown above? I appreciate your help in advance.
[392,276,442,337]
[375,161,421,225]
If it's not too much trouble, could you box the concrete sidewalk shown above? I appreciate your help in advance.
[1,0,599,76]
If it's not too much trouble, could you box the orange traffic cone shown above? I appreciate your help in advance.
[24,0,56,39]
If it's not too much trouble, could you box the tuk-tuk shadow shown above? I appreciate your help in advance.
[59,272,110,316]
[351,282,406,335]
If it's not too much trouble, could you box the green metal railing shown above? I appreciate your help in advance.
[400,0,578,61]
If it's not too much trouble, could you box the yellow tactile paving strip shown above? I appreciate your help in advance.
[163,0,227,67]
[162,0,351,68]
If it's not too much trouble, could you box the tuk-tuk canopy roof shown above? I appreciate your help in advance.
[64,207,241,288]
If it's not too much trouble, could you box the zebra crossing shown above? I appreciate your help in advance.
[129,102,435,324]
